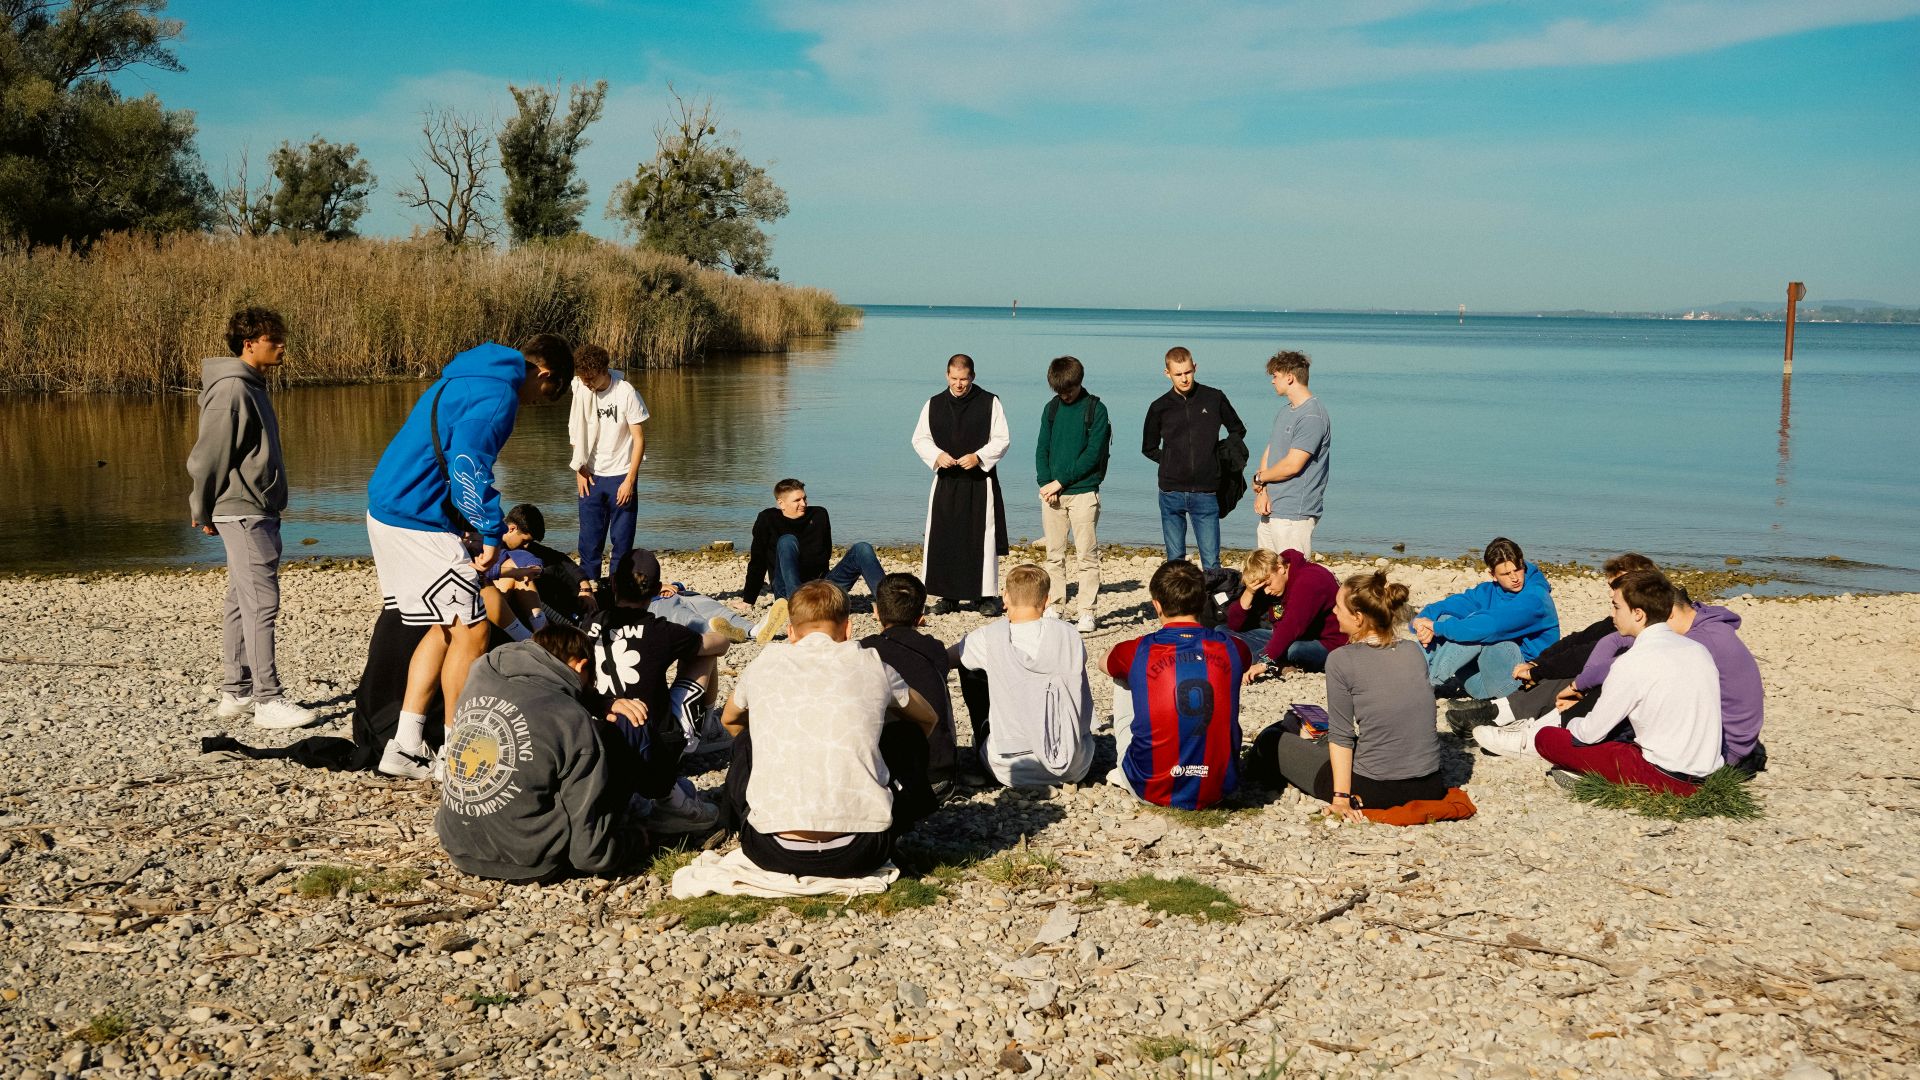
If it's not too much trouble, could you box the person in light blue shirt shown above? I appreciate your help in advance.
[1250,350,1330,558]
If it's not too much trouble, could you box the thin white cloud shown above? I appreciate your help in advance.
[774,0,1920,109]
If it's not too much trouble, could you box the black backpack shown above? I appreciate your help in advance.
[1199,566,1244,629]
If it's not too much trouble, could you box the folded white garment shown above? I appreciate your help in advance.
[669,847,898,900]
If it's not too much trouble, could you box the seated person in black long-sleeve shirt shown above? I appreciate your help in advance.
[741,478,885,640]
[1447,552,1657,733]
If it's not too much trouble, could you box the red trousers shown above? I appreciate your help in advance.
[1533,726,1700,795]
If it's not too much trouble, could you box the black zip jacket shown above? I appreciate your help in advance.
[743,506,833,604]
[1142,383,1247,492]
[1526,617,1614,682]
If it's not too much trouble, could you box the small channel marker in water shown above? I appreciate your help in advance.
[1459,303,1466,325]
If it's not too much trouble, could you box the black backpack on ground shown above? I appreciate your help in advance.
[1199,567,1244,629]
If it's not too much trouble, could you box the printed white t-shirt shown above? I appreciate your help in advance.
[569,371,650,477]
[732,632,911,834]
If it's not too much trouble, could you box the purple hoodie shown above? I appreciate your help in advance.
[1575,604,1764,762]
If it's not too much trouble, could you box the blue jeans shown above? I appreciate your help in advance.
[651,585,753,636]
[1425,616,1525,699]
[578,473,637,582]
[1158,490,1221,570]
[1231,628,1332,673]
[771,536,884,600]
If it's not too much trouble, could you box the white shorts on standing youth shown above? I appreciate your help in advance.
[366,513,484,626]
[1256,515,1317,559]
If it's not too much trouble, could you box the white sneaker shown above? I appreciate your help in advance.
[430,744,449,784]
[709,615,748,645]
[1077,611,1096,633]
[215,693,255,720]
[693,706,735,754]
[650,781,720,834]
[1043,607,1062,619]
[377,741,434,780]
[1473,717,1546,759]
[252,698,319,730]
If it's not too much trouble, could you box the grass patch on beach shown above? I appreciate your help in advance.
[1148,790,1271,830]
[648,878,948,929]
[1134,1035,1199,1061]
[295,865,422,899]
[468,992,515,1007]
[648,846,699,885]
[78,1010,130,1044]
[1097,875,1242,923]
[1567,768,1761,821]
[978,840,1061,889]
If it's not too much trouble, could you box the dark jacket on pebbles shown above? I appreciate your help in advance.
[434,641,628,882]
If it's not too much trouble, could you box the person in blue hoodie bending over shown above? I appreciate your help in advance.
[366,335,574,779]
[1413,536,1560,703]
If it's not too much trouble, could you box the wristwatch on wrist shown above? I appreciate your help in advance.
[1331,791,1351,801]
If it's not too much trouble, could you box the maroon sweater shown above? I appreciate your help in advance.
[1222,549,1348,663]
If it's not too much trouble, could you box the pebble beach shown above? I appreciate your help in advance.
[1,552,1916,1079]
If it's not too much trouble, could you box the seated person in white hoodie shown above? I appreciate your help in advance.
[1526,569,1723,795]
[949,563,1095,787]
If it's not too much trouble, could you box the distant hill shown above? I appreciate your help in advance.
[1699,298,1912,312]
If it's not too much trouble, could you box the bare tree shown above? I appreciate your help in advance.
[217,143,273,237]
[396,105,498,245]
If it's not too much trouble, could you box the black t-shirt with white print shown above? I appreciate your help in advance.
[585,606,702,740]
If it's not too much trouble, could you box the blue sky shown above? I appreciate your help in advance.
[130,0,1920,310]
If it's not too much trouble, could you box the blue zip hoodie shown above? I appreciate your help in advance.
[367,343,526,545]
[1417,561,1561,660]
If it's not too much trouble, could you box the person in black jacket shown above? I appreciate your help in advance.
[860,572,958,799]
[741,478,885,640]
[1142,346,1246,571]
[1449,552,1657,733]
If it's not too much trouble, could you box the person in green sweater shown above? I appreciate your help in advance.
[1034,356,1112,632]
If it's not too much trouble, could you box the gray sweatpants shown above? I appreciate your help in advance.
[216,516,283,701]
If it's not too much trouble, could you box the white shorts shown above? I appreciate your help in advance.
[367,513,484,626]
[1256,515,1317,559]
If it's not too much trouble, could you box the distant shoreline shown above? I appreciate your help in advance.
[858,303,1920,325]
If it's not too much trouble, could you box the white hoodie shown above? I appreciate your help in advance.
[957,618,1095,787]
[568,371,650,476]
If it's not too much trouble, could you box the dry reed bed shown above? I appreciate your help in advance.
[0,234,859,393]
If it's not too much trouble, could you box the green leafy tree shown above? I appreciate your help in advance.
[0,0,215,247]
[266,136,374,240]
[497,79,606,243]
[608,93,788,279]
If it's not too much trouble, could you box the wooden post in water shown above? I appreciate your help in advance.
[1783,281,1806,374]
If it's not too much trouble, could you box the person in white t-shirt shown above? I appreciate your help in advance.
[718,580,940,878]
[568,344,650,582]
[949,563,1095,788]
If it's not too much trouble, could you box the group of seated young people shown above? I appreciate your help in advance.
[436,512,1768,882]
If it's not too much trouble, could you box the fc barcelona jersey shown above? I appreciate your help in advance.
[1120,624,1247,809]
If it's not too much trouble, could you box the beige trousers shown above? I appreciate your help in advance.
[1040,491,1101,614]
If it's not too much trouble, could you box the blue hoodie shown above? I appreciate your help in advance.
[1417,561,1561,660]
[367,343,526,545]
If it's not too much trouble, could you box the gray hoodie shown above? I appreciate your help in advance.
[434,641,628,881]
[186,357,288,524]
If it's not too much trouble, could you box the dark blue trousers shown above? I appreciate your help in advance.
[577,473,637,582]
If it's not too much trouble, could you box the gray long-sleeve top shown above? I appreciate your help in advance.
[1324,639,1442,781]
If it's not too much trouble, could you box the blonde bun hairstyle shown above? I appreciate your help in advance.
[1341,570,1411,640]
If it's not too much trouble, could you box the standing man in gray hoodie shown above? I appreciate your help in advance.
[187,307,315,730]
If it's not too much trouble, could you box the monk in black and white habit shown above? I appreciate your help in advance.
[911,354,1011,615]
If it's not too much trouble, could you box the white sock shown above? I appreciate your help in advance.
[504,619,532,642]
[1492,698,1518,726]
[396,711,428,752]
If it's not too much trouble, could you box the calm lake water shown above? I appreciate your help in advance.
[7,306,1918,593]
